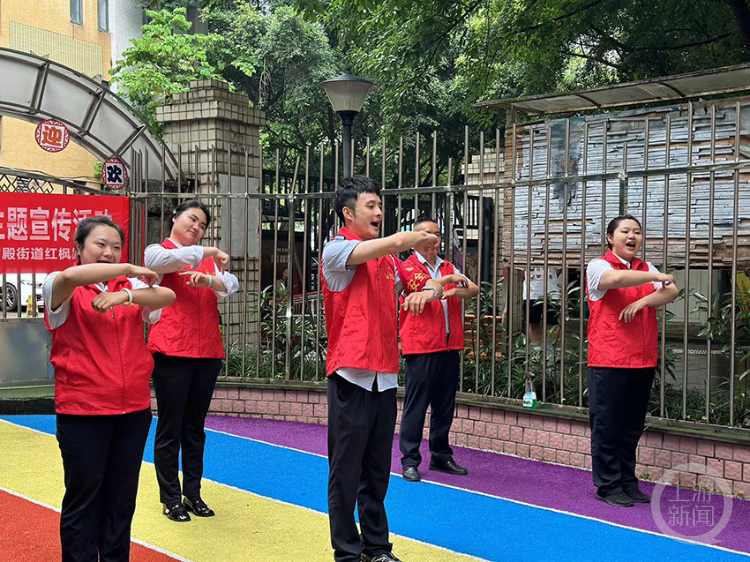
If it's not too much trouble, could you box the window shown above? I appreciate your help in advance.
[70,0,82,24]
[98,0,109,31]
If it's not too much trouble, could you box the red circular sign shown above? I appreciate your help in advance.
[102,157,128,190]
[35,119,70,153]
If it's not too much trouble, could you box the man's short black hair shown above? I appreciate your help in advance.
[334,175,381,224]
[414,216,439,228]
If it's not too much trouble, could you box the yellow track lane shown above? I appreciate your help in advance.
[0,420,484,562]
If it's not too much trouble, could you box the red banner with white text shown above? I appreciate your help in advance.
[0,193,130,274]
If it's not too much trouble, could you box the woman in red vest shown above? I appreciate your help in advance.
[43,216,175,561]
[144,200,238,522]
[586,214,678,507]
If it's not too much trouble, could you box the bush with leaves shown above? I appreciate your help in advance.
[111,8,254,131]
[224,282,327,381]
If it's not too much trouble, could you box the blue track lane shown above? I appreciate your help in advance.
[5,415,748,562]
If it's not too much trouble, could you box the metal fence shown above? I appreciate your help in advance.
[502,99,750,430]
[188,98,749,432]
[3,96,750,433]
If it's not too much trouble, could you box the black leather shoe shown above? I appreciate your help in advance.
[595,492,635,507]
[403,466,421,482]
[429,459,468,476]
[361,552,402,562]
[624,487,650,504]
[183,497,215,517]
[164,503,191,522]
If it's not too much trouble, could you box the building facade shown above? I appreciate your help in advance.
[0,0,143,182]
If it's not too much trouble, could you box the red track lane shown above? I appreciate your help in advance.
[0,490,178,562]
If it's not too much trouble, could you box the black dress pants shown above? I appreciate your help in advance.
[399,349,460,467]
[152,353,222,506]
[327,373,397,562]
[56,408,152,562]
[587,366,655,496]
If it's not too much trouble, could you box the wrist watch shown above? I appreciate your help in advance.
[422,286,439,296]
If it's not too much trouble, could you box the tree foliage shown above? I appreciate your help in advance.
[116,1,750,184]
[110,8,253,130]
[296,0,750,112]
[201,3,341,156]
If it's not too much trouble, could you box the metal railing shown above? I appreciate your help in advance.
[120,97,750,426]
[4,96,750,433]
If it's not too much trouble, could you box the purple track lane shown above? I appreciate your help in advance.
[205,415,750,555]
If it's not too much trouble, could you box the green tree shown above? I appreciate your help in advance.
[199,2,342,170]
[256,6,341,155]
[199,0,266,100]
[110,8,254,130]
[296,0,750,112]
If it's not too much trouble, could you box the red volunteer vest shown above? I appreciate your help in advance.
[322,227,400,376]
[399,253,464,355]
[586,250,659,368]
[147,239,225,359]
[45,276,153,415]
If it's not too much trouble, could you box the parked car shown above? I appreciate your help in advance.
[1,273,45,312]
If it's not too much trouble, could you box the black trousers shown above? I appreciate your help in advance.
[56,409,152,562]
[152,353,222,506]
[327,374,397,562]
[399,349,460,467]
[587,366,655,496]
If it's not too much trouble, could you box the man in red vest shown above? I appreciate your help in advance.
[398,217,479,482]
[322,176,446,562]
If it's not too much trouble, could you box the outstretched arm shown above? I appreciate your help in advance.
[50,263,158,310]
[439,274,479,300]
[144,245,230,274]
[91,286,176,314]
[346,231,438,266]
[599,269,675,291]
[401,279,445,315]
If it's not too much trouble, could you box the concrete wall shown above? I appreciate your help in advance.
[109,0,143,92]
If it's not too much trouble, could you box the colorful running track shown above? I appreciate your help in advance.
[1,414,749,561]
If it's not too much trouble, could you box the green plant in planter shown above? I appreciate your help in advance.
[234,284,327,381]
[671,287,750,426]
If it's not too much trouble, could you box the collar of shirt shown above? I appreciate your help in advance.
[612,252,632,269]
[168,237,184,249]
[414,250,444,274]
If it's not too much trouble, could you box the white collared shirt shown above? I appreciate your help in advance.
[412,251,466,335]
[144,238,239,298]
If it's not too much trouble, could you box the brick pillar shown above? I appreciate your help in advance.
[155,80,267,364]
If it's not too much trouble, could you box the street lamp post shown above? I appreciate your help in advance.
[321,69,378,178]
